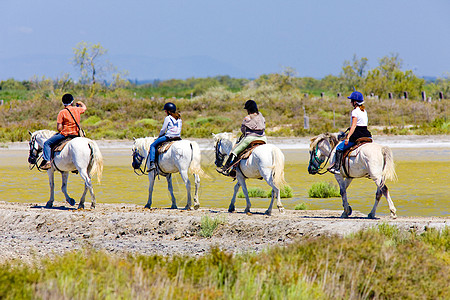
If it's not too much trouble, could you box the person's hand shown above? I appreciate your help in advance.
[75,101,82,107]
[344,138,349,145]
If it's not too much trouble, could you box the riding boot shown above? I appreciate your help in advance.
[40,160,52,170]
[149,161,156,171]
[216,154,237,176]
[328,150,343,174]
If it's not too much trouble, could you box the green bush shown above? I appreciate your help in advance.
[238,185,293,198]
[199,215,226,238]
[294,202,308,210]
[308,181,340,198]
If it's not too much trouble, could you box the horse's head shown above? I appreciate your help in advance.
[308,133,339,174]
[212,133,235,167]
[28,131,42,165]
[131,137,154,171]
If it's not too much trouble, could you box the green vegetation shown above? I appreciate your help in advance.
[237,185,293,198]
[0,53,448,142]
[294,202,308,210]
[1,226,448,299]
[199,215,226,238]
[308,181,341,198]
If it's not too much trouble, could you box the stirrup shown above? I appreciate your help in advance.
[149,162,156,171]
[327,167,340,174]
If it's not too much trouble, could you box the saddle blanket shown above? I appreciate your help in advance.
[157,137,182,154]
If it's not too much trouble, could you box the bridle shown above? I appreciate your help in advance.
[132,148,149,175]
[214,139,227,167]
[308,138,333,175]
[28,135,45,172]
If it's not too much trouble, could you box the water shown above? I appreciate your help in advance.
[0,147,448,217]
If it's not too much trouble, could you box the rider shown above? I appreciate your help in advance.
[148,102,182,171]
[217,99,267,176]
[328,90,372,174]
[40,93,87,170]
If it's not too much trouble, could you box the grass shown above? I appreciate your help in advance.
[0,226,448,299]
[237,185,293,198]
[199,215,226,238]
[294,202,308,210]
[308,181,341,198]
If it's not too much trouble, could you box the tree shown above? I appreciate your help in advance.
[339,54,369,92]
[72,41,113,85]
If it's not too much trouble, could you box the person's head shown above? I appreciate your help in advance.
[62,93,74,106]
[244,99,258,114]
[347,91,364,106]
[163,102,181,119]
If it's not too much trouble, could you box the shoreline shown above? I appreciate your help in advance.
[2,134,450,151]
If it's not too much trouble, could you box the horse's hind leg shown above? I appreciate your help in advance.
[78,169,95,209]
[46,170,55,208]
[193,174,200,210]
[237,175,252,215]
[61,172,75,206]
[261,169,284,215]
[369,183,396,219]
[166,174,178,209]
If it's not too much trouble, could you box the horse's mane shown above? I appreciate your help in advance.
[33,129,57,140]
[309,133,339,151]
[133,137,156,152]
[213,132,236,142]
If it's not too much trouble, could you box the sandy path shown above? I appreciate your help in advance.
[0,201,447,264]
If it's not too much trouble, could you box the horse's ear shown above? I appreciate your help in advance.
[28,131,33,136]
[133,137,136,141]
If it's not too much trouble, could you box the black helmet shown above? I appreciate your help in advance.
[244,100,258,113]
[62,93,74,105]
[163,102,176,113]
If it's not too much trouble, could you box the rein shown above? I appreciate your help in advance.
[214,139,227,167]
[132,149,149,176]
[309,142,333,175]
[28,136,47,172]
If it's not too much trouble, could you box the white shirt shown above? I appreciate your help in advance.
[159,115,182,137]
[351,107,368,126]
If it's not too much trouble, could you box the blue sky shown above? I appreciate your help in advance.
[0,0,449,81]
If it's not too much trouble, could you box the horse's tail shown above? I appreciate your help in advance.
[189,141,207,177]
[271,146,286,189]
[88,140,103,183]
[381,146,397,184]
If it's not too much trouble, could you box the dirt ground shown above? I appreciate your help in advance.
[0,201,447,264]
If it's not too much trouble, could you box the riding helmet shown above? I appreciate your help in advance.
[62,93,74,105]
[244,99,258,113]
[347,91,364,104]
[163,102,176,113]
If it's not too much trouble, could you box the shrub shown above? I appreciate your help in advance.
[294,202,308,210]
[308,181,340,198]
[238,185,293,198]
[199,215,226,238]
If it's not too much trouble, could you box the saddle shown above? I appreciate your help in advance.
[228,140,266,178]
[342,137,372,177]
[154,137,182,176]
[157,137,182,154]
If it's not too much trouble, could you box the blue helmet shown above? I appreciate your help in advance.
[163,102,176,113]
[347,91,364,104]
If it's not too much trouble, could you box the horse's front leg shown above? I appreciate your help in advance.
[166,174,178,209]
[144,171,156,209]
[46,169,55,208]
[61,172,76,206]
[336,175,353,218]
[192,173,200,210]
[228,181,240,213]
[179,170,192,210]
[237,175,252,215]
[78,169,95,209]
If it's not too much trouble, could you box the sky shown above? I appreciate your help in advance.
[0,0,449,81]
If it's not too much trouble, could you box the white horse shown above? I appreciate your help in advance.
[28,130,103,209]
[131,137,205,210]
[308,132,397,219]
[213,132,286,215]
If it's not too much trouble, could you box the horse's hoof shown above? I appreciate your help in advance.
[170,205,178,209]
[184,206,192,211]
[246,212,253,216]
[390,213,397,219]
[77,206,84,210]
[348,206,352,216]
[66,198,76,206]
[45,203,53,208]
[193,203,200,210]
[368,213,376,219]
[90,204,95,209]
[144,205,152,209]
[340,212,349,218]
[278,207,285,214]
[264,210,272,216]
[228,205,235,213]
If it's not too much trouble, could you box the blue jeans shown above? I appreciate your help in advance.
[336,140,355,152]
[43,133,66,161]
[149,136,169,162]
